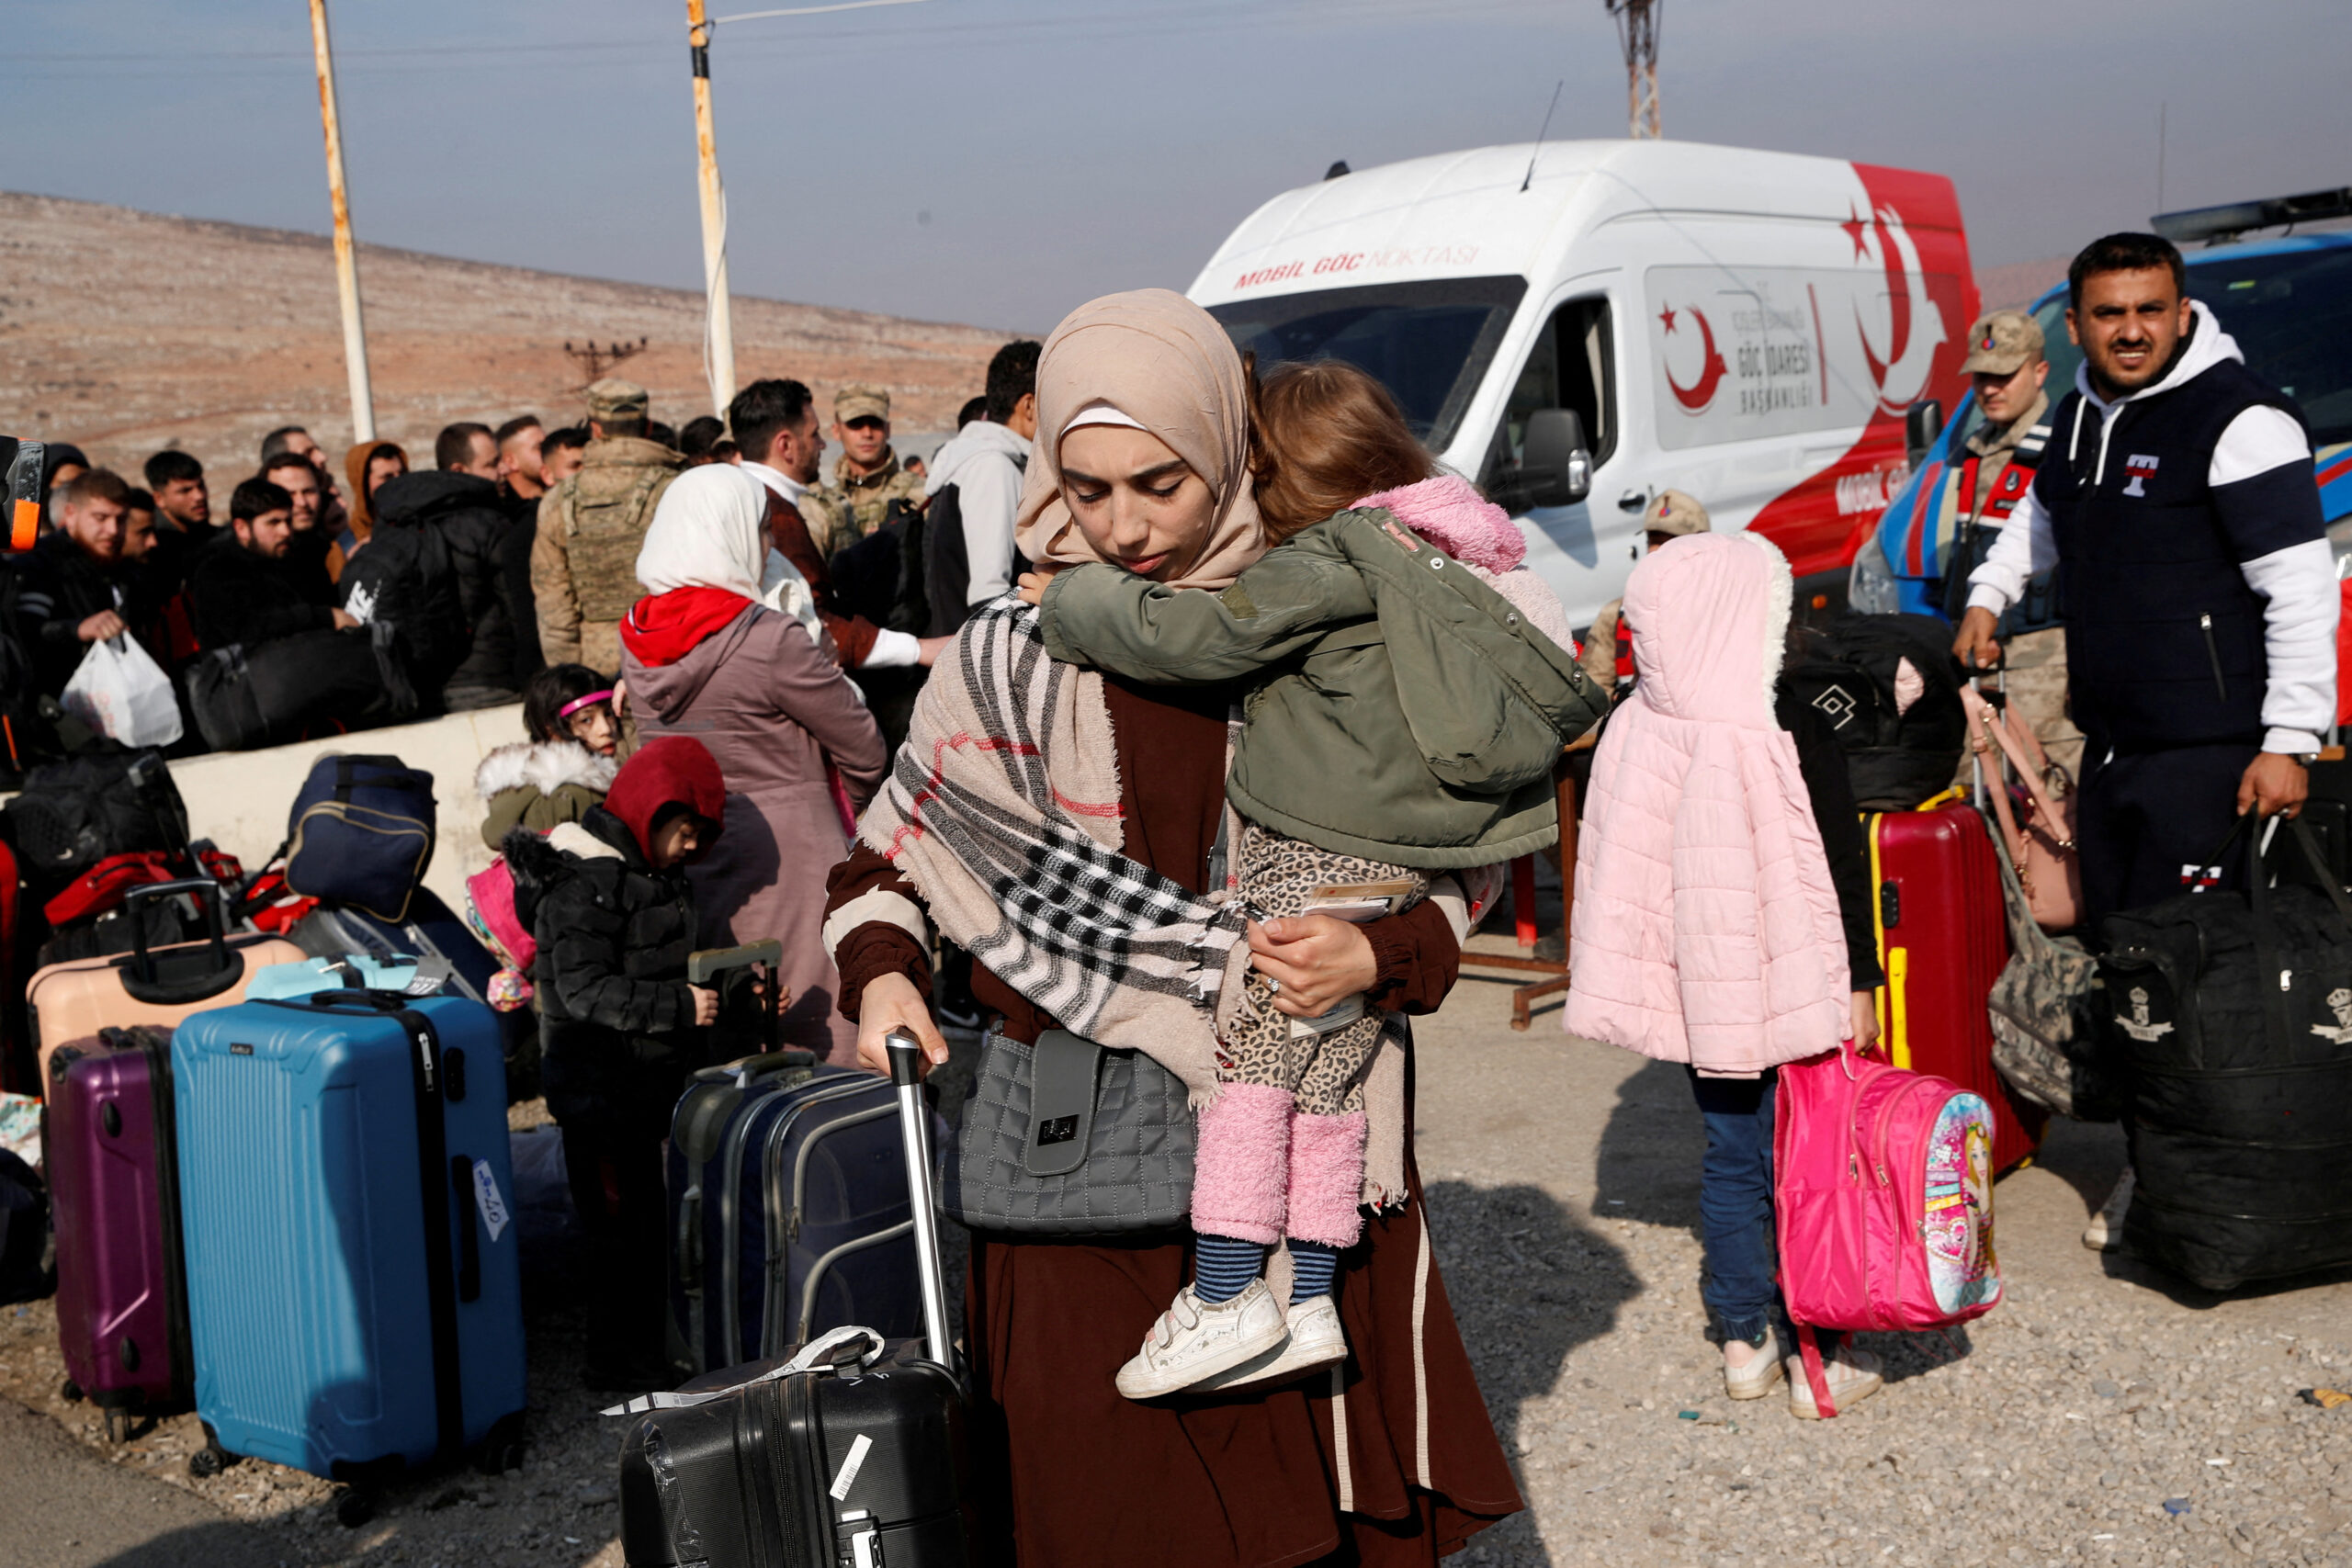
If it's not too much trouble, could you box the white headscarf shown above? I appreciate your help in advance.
[636,461,822,639]
[637,464,768,598]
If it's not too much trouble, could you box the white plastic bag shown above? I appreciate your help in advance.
[60,634,185,749]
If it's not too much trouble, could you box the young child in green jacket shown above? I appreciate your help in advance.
[1025,361,1600,1400]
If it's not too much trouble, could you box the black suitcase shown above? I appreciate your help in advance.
[2098,813,2352,1291]
[614,1031,973,1567]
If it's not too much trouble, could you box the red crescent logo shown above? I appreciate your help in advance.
[1662,303,1727,412]
[1855,203,1914,393]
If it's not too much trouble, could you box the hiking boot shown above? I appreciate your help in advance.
[1115,1280,1289,1400]
[2082,1165,2135,1252]
[1786,1347,1883,1419]
[1722,1325,1785,1401]
[1195,1293,1349,1393]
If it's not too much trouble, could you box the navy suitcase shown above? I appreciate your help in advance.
[173,990,526,1524]
[617,1030,974,1567]
[668,1052,925,1374]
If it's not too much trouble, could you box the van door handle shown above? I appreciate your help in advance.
[1618,491,1648,513]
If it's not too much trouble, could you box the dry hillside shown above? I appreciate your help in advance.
[0,189,1007,480]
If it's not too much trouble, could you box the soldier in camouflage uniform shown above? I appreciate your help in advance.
[531,378,683,673]
[799,384,928,558]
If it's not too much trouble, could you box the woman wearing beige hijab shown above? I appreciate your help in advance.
[825,289,1519,1566]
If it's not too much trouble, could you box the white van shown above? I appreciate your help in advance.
[1188,140,1984,629]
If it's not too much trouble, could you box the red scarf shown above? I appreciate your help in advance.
[619,587,753,668]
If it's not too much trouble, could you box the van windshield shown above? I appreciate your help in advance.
[2197,244,2352,446]
[1206,276,1528,452]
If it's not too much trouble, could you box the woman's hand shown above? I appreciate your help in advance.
[1849,990,1883,1058]
[1248,916,1378,1019]
[690,985,720,1028]
[855,971,949,1077]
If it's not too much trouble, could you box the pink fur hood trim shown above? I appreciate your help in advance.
[1354,475,1525,573]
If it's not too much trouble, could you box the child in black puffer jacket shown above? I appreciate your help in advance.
[503,736,726,1392]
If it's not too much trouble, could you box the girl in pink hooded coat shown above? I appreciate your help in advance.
[1566,530,1890,1418]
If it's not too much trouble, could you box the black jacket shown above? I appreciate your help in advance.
[7,531,156,698]
[500,486,545,685]
[507,808,706,1134]
[187,531,337,653]
[367,470,518,702]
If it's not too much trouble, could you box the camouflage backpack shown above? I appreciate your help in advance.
[1985,814,2120,1122]
[561,448,679,625]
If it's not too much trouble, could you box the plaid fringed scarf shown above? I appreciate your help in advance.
[859,600,1250,1101]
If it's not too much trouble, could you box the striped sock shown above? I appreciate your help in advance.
[1287,1239,1339,1304]
[1193,1232,1266,1303]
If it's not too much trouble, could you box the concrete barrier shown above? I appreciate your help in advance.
[3,707,528,918]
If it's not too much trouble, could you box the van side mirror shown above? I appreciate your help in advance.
[1905,400,1943,468]
[1520,409,1592,509]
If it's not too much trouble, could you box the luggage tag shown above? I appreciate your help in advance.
[1025,1030,1100,1178]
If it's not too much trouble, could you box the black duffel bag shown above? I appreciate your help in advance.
[1783,613,1967,809]
[183,626,407,751]
[2097,812,2352,1292]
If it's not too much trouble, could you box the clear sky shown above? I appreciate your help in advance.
[5,0,2346,333]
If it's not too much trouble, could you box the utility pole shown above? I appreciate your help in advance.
[308,0,375,443]
[1606,0,1662,141]
[686,0,736,420]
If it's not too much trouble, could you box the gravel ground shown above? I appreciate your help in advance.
[1423,936,2352,1568]
[5,951,2348,1565]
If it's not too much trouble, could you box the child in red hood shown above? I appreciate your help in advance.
[503,736,728,1391]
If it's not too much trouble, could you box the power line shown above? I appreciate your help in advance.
[4,0,1559,71]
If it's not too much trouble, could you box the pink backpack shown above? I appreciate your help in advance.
[1775,1042,2003,1415]
[463,856,537,1011]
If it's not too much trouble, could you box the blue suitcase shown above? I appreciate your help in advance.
[667,1053,925,1373]
[173,991,526,1523]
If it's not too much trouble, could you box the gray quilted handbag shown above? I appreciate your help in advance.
[945,1028,1194,1235]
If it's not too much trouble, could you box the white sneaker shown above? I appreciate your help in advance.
[1114,1281,1290,1400]
[1194,1294,1349,1393]
[2081,1165,2135,1252]
[1786,1347,1883,1419]
[1722,1325,1785,1401]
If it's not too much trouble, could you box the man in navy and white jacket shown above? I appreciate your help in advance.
[1954,231,2335,920]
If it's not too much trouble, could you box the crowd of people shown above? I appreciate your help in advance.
[0,333,1046,768]
[5,224,2335,1567]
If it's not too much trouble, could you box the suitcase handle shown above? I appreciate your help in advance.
[886,1029,956,1370]
[119,879,239,1005]
[123,877,228,971]
[257,989,416,1015]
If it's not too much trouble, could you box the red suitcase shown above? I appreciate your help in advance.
[1865,796,2045,1174]
[48,1025,191,1439]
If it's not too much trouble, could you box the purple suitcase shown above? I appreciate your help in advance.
[48,1025,192,1439]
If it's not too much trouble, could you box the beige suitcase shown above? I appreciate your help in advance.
[27,880,304,1097]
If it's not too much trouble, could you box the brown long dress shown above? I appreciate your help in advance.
[827,674,1522,1567]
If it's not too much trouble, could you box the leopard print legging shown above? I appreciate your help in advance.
[1219,822,1429,1115]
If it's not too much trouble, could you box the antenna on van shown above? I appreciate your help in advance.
[1521,79,1564,193]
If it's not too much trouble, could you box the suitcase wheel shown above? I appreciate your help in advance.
[335,1488,378,1529]
[475,1411,528,1476]
[187,1442,230,1478]
[60,1379,81,1404]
